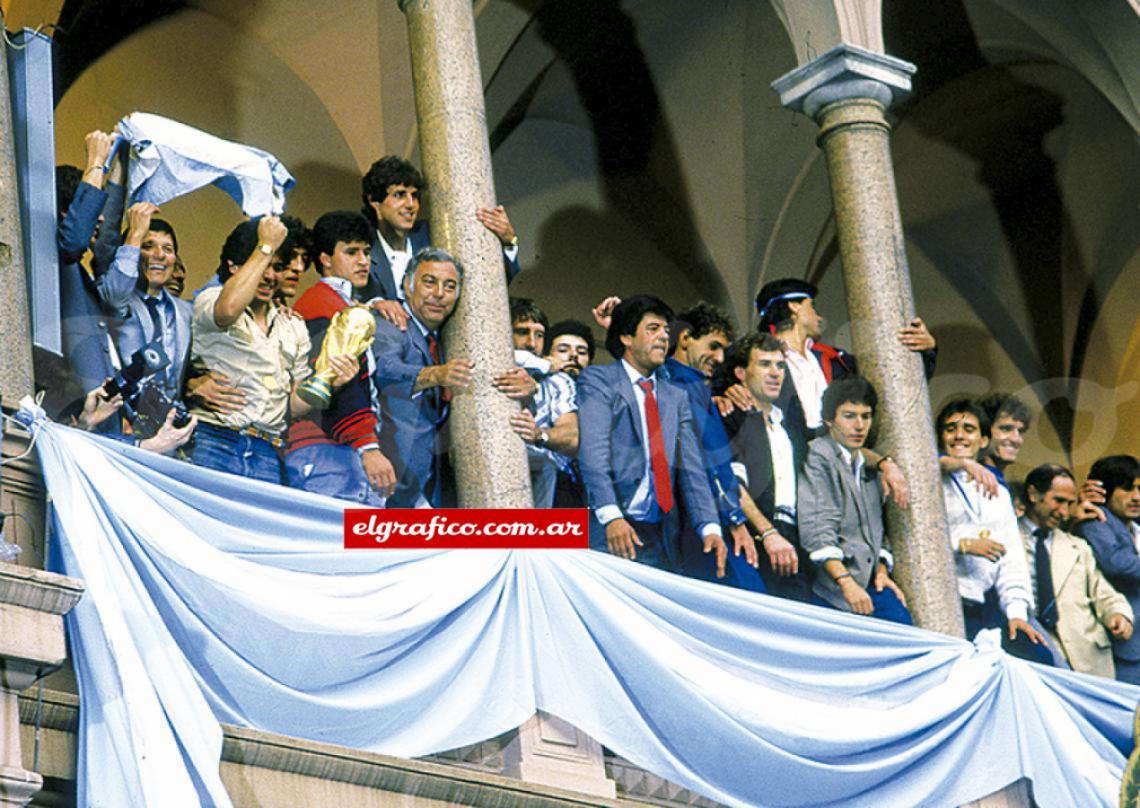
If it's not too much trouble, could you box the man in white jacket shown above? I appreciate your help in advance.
[938,398,1052,664]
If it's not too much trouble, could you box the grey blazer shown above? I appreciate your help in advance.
[797,436,889,610]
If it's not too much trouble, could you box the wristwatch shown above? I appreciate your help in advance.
[257,243,273,256]
[536,429,550,447]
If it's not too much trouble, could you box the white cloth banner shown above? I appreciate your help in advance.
[20,406,1138,808]
[116,112,294,216]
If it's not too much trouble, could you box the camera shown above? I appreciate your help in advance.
[103,341,170,401]
[101,342,192,438]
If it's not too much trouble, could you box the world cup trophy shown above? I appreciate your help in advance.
[296,305,376,409]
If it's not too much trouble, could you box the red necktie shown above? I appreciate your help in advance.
[427,334,451,404]
[637,379,673,514]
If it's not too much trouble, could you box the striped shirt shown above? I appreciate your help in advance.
[531,371,578,472]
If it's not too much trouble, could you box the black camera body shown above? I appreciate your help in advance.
[104,341,170,401]
[103,342,192,437]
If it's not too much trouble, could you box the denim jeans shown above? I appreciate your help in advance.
[191,422,283,484]
[284,443,385,507]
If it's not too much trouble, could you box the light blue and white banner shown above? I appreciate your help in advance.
[116,112,294,216]
[22,407,1138,808]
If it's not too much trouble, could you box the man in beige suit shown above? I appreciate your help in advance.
[1021,463,1132,678]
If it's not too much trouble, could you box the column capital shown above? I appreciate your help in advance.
[771,43,916,120]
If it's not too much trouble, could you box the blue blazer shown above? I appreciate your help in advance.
[577,362,719,560]
[1077,512,1140,662]
[361,220,522,301]
[372,316,451,507]
[57,181,123,395]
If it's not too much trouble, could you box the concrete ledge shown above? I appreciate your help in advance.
[222,724,626,807]
[0,563,83,617]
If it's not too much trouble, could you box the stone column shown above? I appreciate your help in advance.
[0,563,84,807]
[772,45,964,638]
[0,18,34,405]
[398,0,531,509]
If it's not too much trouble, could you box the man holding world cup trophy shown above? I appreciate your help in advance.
[285,211,398,505]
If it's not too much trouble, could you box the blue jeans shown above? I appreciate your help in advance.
[814,584,913,626]
[284,444,385,506]
[191,422,283,484]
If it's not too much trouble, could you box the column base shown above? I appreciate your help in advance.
[0,765,42,808]
[502,712,616,798]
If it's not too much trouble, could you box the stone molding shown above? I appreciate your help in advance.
[0,563,83,617]
[771,42,915,117]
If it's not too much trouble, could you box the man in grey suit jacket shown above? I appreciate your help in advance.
[99,201,192,404]
[1075,454,1140,683]
[798,378,911,623]
[577,295,729,575]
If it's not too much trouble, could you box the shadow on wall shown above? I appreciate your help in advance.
[518,203,702,348]
[501,0,728,308]
[883,0,1089,453]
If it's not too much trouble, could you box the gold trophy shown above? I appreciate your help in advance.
[296,305,376,409]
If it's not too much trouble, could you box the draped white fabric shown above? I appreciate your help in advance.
[24,409,1138,808]
[117,112,294,217]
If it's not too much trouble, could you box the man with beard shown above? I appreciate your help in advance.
[510,319,593,507]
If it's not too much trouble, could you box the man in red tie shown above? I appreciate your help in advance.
[578,295,728,575]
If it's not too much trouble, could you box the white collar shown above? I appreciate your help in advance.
[620,359,656,388]
[319,275,354,303]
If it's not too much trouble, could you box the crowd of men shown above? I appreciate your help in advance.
[53,128,1140,685]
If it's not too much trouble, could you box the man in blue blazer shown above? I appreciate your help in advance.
[56,131,126,407]
[1075,454,1140,683]
[99,202,193,404]
[358,156,521,306]
[372,247,472,508]
[577,295,728,574]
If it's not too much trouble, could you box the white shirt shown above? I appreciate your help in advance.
[943,469,1032,622]
[1020,516,1053,601]
[377,229,415,300]
[782,337,828,429]
[767,405,797,523]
